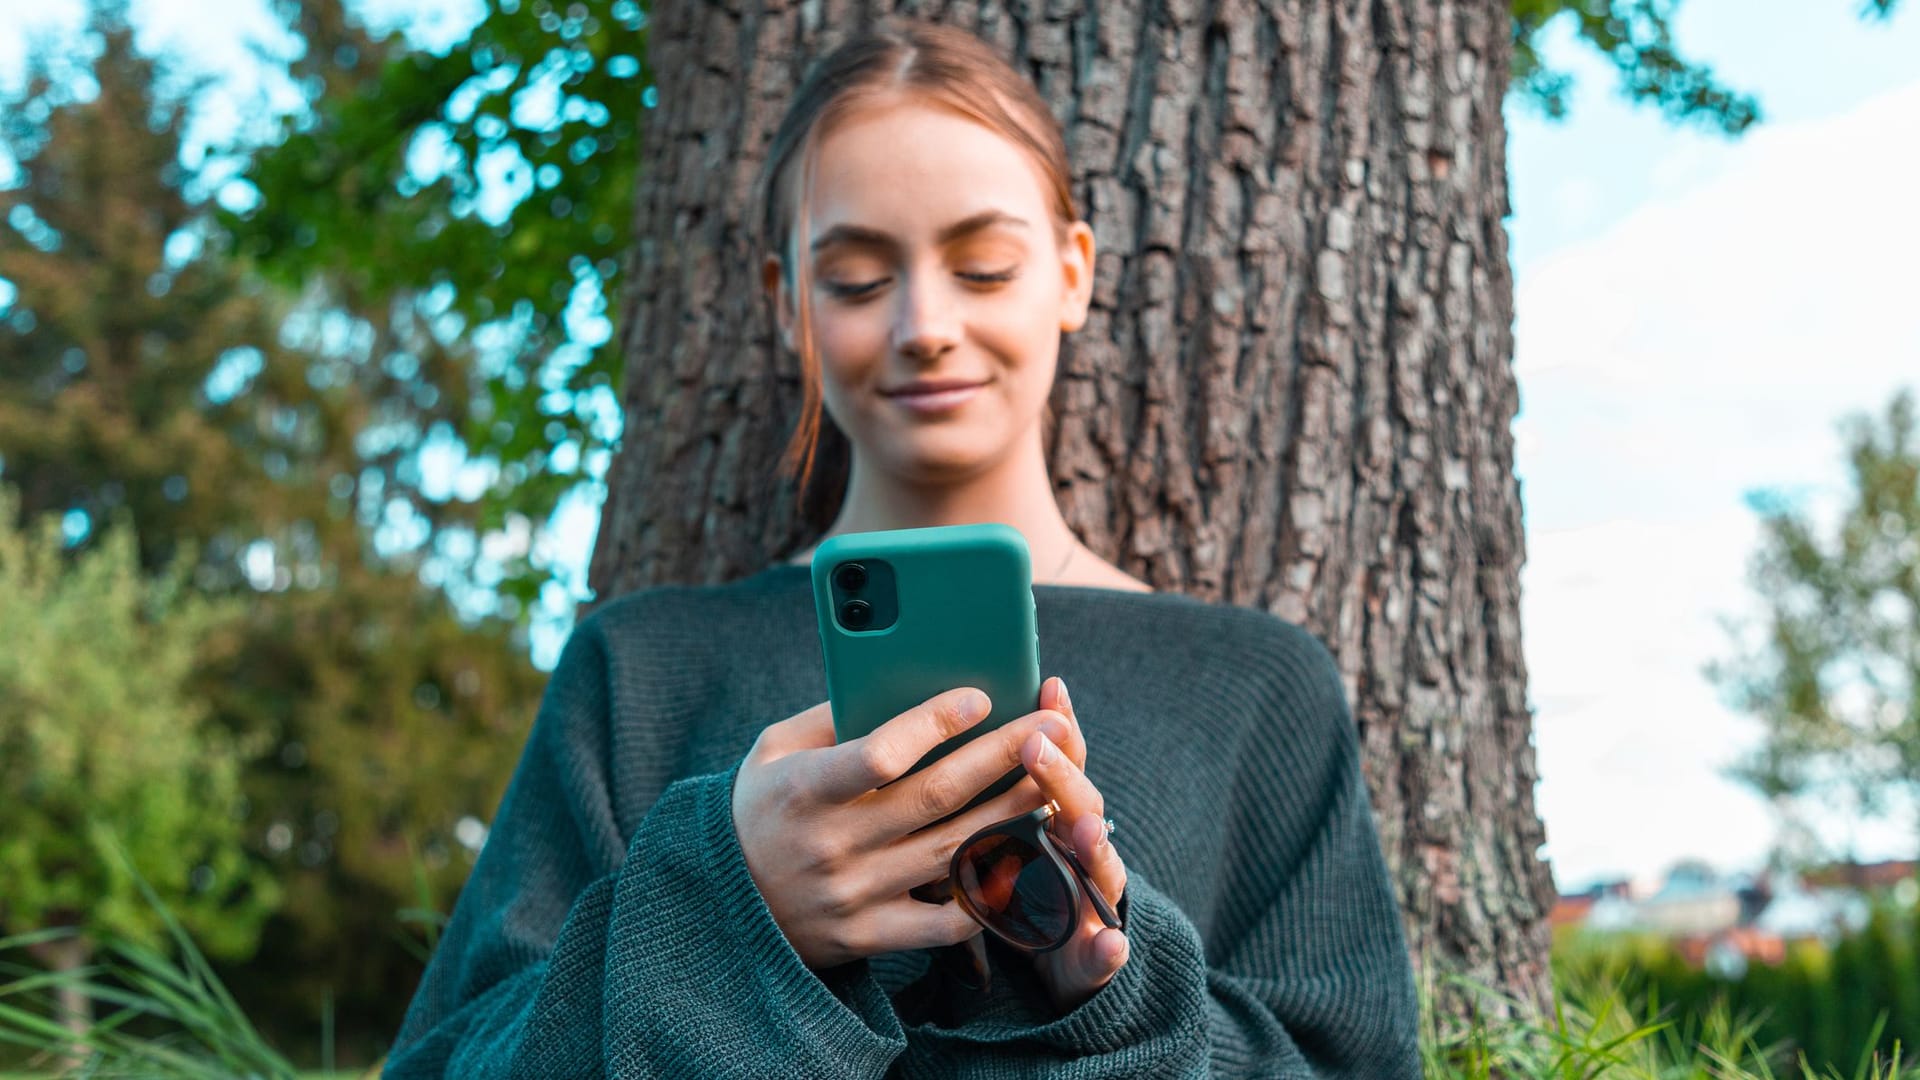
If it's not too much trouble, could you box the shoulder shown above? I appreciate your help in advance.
[558,575,790,677]
[1186,601,1356,757]
[1136,593,1345,698]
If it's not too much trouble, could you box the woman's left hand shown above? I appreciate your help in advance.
[1019,676,1130,1014]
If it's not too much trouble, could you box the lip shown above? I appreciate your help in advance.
[884,382,985,414]
[882,378,989,396]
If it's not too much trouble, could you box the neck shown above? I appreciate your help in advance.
[812,428,1080,579]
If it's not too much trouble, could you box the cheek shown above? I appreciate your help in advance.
[810,306,899,437]
[809,301,890,384]
[976,292,1061,390]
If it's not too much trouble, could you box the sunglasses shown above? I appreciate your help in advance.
[911,800,1126,991]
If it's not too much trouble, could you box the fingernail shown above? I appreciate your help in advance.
[963,690,990,721]
[1058,679,1072,713]
[1036,733,1056,764]
[1039,714,1069,743]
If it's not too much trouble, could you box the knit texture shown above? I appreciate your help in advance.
[385,564,1421,1078]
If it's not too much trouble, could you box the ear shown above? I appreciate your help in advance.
[762,253,796,352]
[1057,220,1096,333]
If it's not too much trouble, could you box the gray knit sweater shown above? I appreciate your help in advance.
[385,564,1421,1078]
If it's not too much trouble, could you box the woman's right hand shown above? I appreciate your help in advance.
[730,683,1084,972]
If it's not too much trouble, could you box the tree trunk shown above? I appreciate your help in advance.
[25,932,93,1072]
[589,0,1556,1016]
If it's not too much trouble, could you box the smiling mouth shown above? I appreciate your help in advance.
[882,379,989,397]
[884,382,985,413]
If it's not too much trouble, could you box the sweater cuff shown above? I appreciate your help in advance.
[913,872,1209,1056]
[602,762,907,1073]
[701,761,908,1052]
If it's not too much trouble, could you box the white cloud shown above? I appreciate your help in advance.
[1515,78,1920,890]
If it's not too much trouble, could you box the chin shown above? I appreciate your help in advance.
[873,428,1006,482]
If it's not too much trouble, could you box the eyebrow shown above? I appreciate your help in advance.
[809,209,1030,253]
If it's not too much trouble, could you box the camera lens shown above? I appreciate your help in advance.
[835,563,867,591]
[840,599,872,629]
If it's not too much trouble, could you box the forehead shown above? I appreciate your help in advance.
[804,100,1053,244]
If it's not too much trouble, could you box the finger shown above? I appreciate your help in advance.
[1041,926,1129,1014]
[1020,729,1103,835]
[878,707,1071,834]
[886,773,1052,898]
[1040,677,1087,771]
[861,892,999,953]
[815,687,993,803]
[1088,927,1130,977]
[750,700,836,761]
[1070,811,1128,909]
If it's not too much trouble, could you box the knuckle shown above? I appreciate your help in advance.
[915,770,963,821]
[821,918,860,961]
[945,911,983,946]
[930,697,969,737]
[819,873,863,919]
[769,765,812,810]
[797,828,846,870]
[853,741,894,787]
[994,725,1033,767]
[932,820,979,862]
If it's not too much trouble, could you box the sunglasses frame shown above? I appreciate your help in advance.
[944,800,1126,955]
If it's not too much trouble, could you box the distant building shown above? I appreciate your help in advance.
[1557,855,1901,971]
[1801,858,1918,892]
[1549,879,1631,931]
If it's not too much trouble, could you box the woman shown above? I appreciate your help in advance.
[388,19,1420,1078]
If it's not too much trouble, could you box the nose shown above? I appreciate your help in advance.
[891,274,960,361]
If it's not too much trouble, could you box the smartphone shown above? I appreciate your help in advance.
[810,522,1042,822]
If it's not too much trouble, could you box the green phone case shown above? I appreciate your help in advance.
[810,523,1042,815]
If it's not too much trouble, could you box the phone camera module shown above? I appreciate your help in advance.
[834,563,868,592]
[840,599,873,629]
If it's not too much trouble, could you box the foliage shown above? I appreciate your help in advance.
[220,0,642,616]
[1511,0,1901,136]
[1706,388,1920,858]
[0,4,546,1057]
[0,838,305,1079]
[1510,0,1758,134]
[1546,898,1920,1078]
[0,487,276,964]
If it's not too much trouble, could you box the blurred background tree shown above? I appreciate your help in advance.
[1709,388,1920,869]
[0,2,547,1061]
[0,486,274,1050]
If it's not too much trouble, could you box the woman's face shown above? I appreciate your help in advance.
[765,99,1095,483]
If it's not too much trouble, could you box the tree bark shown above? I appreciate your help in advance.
[25,932,92,1072]
[589,0,1556,1016]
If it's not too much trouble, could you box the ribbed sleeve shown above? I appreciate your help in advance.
[384,614,907,1078]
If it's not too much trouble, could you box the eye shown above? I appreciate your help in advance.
[822,266,1017,301]
[960,268,1018,286]
[825,278,888,300]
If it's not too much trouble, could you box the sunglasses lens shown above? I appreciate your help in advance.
[954,833,1074,949]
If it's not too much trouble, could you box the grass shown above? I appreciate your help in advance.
[1421,958,1915,1079]
[0,842,1909,1077]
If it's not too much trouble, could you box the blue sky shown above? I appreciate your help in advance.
[4,0,1918,893]
[1499,2,1920,892]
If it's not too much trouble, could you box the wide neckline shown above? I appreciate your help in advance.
[755,561,1165,597]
